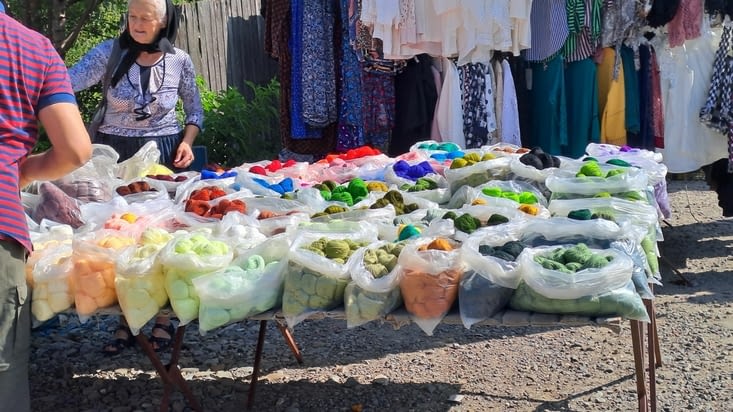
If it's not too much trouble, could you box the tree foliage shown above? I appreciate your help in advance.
[5,0,122,58]
[196,76,281,167]
[5,0,190,58]
[7,0,282,166]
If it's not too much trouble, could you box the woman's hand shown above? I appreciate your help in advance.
[173,141,194,169]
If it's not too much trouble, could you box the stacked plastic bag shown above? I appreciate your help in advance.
[22,140,668,336]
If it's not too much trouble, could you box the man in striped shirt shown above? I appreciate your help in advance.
[0,11,92,412]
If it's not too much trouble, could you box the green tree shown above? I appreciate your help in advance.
[4,1,191,57]
[8,0,128,152]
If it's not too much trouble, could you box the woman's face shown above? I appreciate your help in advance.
[127,0,166,45]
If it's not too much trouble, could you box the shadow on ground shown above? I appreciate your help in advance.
[32,374,462,412]
[31,370,638,412]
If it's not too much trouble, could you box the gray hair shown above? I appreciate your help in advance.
[128,0,167,22]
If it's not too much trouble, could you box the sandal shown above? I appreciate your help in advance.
[102,324,136,356]
[149,321,176,353]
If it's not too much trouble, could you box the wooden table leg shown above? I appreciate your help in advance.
[276,323,303,364]
[247,320,269,410]
[136,325,202,412]
[630,320,648,412]
[644,298,659,412]
[648,285,663,368]
[135,332,174,411]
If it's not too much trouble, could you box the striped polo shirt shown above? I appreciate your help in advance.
[0,13,77,251]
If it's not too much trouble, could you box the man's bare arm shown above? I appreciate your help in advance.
[19,102,93,188]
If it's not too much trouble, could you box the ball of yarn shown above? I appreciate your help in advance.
[397,224,421,241]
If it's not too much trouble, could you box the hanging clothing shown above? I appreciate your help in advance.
[600,0,637,48]
[564,58,600,158]
[389,54,439,156]
[264,0,335,157]
[646,0,681,28]
[650,49,664,148]
[485,63,498,141]
[507,55,532,147]
[597,47,626,146]
[361,70,395,153]
[457,0,510,66]
[509,0,533,56]
[523,0,568,62]
[667,0,704,48]
[493,59,504,140]
[400,0,443,57]
[700,25,732,133]
[563,0,602,62]
[658,24,727,173]
[527,54,567,154]
[635,43,654,150]
[429,63,443,141]
[337,0,364,151]
[458,62,491,148]
[436,57,465,148]
[500,59,522,147]
[621,45,640,135]
[362,0,400,58]
[301,0,338,127]
[290,0,322,139]
[399,0,417,45]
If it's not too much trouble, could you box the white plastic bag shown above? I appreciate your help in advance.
[344,241,405,328]
[31,245,74,322]
[461,230,523,289]
[193,234,290,333]
[517,245,634,300]
[158,231,234,325]
[116,141,162,181]
[545,165,649,197]
[281,222,379,328]
[397,236,465,335]
[444,155,511,193]
[115,228,173,335]
[71,229,138,322]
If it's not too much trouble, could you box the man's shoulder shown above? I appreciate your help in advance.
[0,14,53,48]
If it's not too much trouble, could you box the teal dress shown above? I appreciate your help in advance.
[564,58,600,158]
[528,54,567,155]
[621,45,641,135]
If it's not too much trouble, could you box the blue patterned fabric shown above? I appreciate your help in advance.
[633,44,654,151]
[301,0,338,127]
[361,71,394,152]
[458,63,490,149]
[337,0,364,150]
[289,0,321,139]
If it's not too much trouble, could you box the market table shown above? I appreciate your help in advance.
[246,300,661,412]
[67,294,661,412]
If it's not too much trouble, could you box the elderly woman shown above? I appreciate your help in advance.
[68,0,204,355]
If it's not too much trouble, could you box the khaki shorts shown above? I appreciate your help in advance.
[0,239,30,412]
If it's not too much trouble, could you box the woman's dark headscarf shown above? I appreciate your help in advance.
[112,0,179,87]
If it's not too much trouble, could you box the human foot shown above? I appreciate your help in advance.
[149,321,176,352]
[102,324,135,356]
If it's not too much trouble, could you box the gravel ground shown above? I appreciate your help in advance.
[28,178,733,412]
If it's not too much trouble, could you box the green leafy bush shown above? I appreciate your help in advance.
[195,77,281,167]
